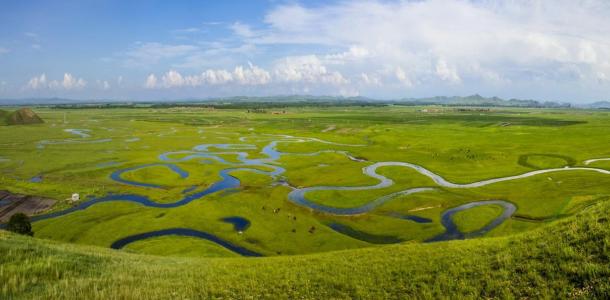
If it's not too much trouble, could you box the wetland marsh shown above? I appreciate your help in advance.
[1,105,610,257]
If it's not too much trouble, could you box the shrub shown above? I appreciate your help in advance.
[7,213,33,236]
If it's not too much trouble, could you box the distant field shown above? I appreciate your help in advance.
[0,105,609,257]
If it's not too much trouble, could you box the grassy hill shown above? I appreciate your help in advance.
[6,108,44,125]
[2,199,609,299]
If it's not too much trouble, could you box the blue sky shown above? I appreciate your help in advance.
[1,0,610,102]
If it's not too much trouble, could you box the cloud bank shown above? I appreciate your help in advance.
[260,0,610,88]
[140,0,610,99]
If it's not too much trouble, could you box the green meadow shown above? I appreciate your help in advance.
[0,106,609,256]
[1,105,610,297]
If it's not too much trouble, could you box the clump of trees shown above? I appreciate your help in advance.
[6,213,34,236]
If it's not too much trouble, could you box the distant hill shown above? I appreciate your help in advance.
[583,101,610,109]
[197,94,572,108]
[0,94,583,108]
[205,95,372,103]
[400,94,571,108]
[4,108,44,125]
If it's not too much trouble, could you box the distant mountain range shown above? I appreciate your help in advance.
[582,101,610,109]
[398,94,575,108]
[0,94,608,109]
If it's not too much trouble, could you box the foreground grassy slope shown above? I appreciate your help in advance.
[2,200,609,299]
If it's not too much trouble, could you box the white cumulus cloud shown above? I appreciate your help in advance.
[394,67,413,87]
[145,74,158,89]
[162,70,185,87]
[96,80,110,90]
[26,74,47,89]
[54,73,87,90]
[273,55,348,85]
[251,0,610,98]
[435,59,461,84]
[360,73,382,86]
[26,73,86,90]
[149,63,272,88]
[200,69,234,85]
[233,63,271,85]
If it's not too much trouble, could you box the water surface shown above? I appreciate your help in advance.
[110,228,261,257]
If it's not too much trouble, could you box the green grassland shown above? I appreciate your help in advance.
[0,105,609,260]
[1,199,609,299]
[123,236,240,258]
[452,204,504,233]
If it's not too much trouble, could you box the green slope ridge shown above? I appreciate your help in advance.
[2,200,609,299]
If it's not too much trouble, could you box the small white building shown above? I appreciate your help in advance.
[71,193,80,201]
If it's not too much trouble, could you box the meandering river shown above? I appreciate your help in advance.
[23,133,610,255]
[110,228,261,257]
